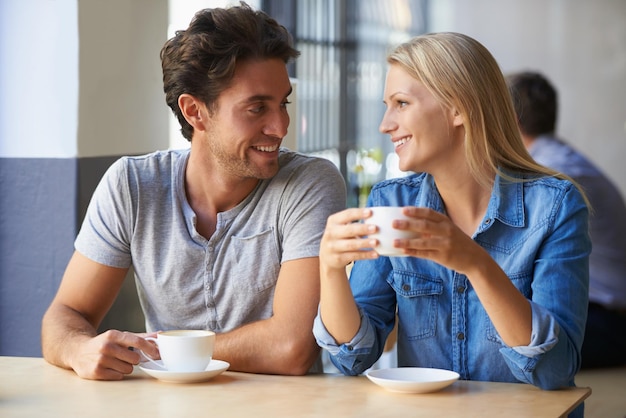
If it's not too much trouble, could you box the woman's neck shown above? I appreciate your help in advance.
[434,168,493,237]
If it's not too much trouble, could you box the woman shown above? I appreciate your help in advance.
[313,33,590,395]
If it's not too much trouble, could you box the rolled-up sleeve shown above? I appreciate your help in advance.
[500,184,590,390]
[313,307,379,375]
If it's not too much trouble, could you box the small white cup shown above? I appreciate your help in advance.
[143,330,215,372]
[364,206,417,257]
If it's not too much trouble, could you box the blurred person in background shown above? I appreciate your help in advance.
[507,71,626,369]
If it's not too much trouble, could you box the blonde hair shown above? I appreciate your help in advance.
[387,32,579,195]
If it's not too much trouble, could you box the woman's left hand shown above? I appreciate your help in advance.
[394,206,488,275]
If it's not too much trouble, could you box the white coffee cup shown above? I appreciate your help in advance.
[143,330,215,372]
[364,206,417,257]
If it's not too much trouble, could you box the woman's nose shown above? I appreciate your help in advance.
[379,110,396,134]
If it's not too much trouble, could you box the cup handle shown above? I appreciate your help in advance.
[136,337,165,369]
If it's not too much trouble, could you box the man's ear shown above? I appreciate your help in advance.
[178,94,206,132]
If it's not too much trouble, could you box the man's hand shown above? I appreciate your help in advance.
[69,330,159,380]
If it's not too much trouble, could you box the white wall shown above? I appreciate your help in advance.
[0,0,79,158]
[0,0,169,159]
[77,0,169,157]
[429,0,626,197]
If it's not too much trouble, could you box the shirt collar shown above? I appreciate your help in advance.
[485,171,525,229]
[419,171,525,234]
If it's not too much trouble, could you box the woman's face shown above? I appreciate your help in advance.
[379,64,464,175]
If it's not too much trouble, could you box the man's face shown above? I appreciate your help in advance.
[201,58,293,180]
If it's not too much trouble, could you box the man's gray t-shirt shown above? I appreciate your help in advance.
[75,148,346,332]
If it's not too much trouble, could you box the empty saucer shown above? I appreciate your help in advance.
[366,367,459,393]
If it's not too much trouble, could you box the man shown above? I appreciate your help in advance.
[507,71,626,368]
[41,3,346,380]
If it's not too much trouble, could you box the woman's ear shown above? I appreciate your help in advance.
[178,94,206,132]
[451,107,464,127]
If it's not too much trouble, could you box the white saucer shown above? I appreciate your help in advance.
[139,359,230,383]
[366,367,459,394]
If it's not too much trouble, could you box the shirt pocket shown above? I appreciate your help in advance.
[388,270,443,340]
[230,227,280,293]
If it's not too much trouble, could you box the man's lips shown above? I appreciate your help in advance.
[252,144,280,152]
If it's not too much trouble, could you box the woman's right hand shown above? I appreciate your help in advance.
[319,208,377,343]
[319,208,379,270]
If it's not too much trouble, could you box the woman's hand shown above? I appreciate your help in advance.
[319,208,377,344]
[393,207,488,275]
[319,208,379,271]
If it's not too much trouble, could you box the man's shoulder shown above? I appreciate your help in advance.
[118,148,189,168]
[278,149,341,177]
[268,150,346,201]
[104,149,188,193]
[532,136,600,177]
[279,148,335,165]
[111,149,188,180]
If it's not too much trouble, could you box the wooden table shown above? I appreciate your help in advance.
[0,356,590,417]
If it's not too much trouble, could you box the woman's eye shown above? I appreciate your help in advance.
[398,100,408,108]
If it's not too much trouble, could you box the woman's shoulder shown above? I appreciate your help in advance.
[369,173,433,207]
[521,173,577,194]
[371,172,427,191]
[517,173,588,215]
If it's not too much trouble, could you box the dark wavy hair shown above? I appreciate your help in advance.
[160,2,300,141]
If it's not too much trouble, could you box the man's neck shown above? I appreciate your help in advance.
[183,149,260,238]
[521,133,537,150]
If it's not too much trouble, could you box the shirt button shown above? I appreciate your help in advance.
[457,332,465,340]
[484,219,491,225]
[402,284,411,291]
[457,286,465,293]
[346,345,354,351]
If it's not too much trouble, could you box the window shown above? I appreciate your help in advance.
[263,0,427,206]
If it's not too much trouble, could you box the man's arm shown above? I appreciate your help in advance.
[211,256,321,375]
[41,251,159,380]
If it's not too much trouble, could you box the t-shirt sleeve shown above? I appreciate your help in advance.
[74,158,134,268]
[279,157,346,263]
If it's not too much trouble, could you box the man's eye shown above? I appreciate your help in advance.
[281,100,292,108]
[250,105,265,114]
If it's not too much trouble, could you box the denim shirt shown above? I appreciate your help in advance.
[314,172,590,391]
